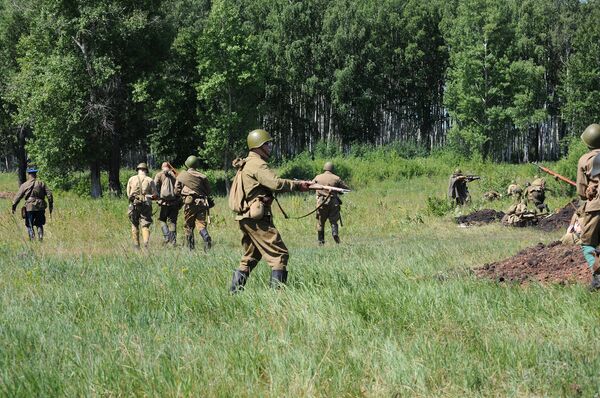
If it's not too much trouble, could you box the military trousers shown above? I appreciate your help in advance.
[183,202,208,236]
[316,199,341,232]
[128,203,153,228]
[238,216,288,272]
[159,203,180,232]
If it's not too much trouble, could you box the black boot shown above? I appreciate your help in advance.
[27,226,35,240]
[37,227,43,242]
[200,228,212,251]
[230,270,249,293]
[331,223,340,244]
[170,231,177,246]
[161,224,170,244]
[270,269,288,288]
[318,230,325,246]
[590,273,600,292]
[186,233,195,250]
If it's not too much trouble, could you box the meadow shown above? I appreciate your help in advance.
[0,158,599,397]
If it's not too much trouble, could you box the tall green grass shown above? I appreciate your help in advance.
[0,160,598,396]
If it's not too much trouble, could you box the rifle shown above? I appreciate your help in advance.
[465,175,481,182]
[308,183,351,194]
[165,162,178,177]
[533,163,576,187]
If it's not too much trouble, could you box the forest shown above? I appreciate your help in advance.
[1,0,599,196]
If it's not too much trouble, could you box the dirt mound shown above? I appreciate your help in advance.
[0,192,14,199]
[456,209,505,225]
[537,200,577,232]
[475,241,590,284]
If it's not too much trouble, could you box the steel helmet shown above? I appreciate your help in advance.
[581,124,600,149]
[136,163,148,171]
[323,161,334,171]
[185,155,200,169]
[247,129,273,149]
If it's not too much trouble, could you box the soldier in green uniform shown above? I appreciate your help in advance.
[126,163,158,248]
[448,169,471,205]
[175,155,213,251]
[576,123,600,290]
[526,175,548,213]
[154,162,181,246]
[312,162,350,245]
[229,129,311,292]
[11,167,53,241]
[507,181,522,200]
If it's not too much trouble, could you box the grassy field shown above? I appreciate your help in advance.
[0,168,598,397]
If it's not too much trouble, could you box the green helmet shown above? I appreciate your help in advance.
[185,155,200,169]
[454,168,462,175]
[323,161,334,172]
[591,154,600,178]
[136,163,148,171]
[581,124,600,149]
[247,129,273,149]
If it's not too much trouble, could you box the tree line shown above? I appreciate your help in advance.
[0,0,599,197]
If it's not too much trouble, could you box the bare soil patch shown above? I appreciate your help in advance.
[456,209,505,225]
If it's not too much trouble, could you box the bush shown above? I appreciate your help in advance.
[425,196,454,217]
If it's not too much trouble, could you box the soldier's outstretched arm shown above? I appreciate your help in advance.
[12,183,26,207]
[255,163,298,192]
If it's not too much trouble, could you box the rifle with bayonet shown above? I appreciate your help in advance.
[533,163,576,187]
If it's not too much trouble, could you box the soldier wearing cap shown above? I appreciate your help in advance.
[154,162,181,246]
[526,175,548,213]
[175,155,213,251]
[11,166,53,241]
[229,129,311,292]
[576,123,600,290]
[311,161,350,245]
[126,163,158,248]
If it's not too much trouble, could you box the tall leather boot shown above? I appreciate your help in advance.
[37,226,44,242]
[186,232,195,250]
[160,223,170,244]
[270,269,288,288]
[230,270,249,293]
[318,230,325,245]
[141,227,151,248]
[131,226,140,249]
[170,230,177,246]
[27,226,35,241]
[200,228,212,251]
[331,223,340,244]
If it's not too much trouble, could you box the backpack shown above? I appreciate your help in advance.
[228,158,248,213]
[160,173,176,200]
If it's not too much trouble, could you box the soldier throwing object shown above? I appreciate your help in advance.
[154,162,181,246]
[175,155,213,251]
[229,129,311,292]
[11,167,53,241]
[312,161,350,245]
[126,163,158,249]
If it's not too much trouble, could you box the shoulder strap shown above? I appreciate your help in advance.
[24,180,38,201]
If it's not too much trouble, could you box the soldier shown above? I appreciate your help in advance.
[312,161,350,245]
[154,162,181,246]
[526,175,548,213]
[126,163,158,249]
[576,123,600,290]
[175,155,213,251]
[229,129,311,292]
[448,169,479,205]
[483,190,501,201]
[507,181,523,200]
[11,167,53,241]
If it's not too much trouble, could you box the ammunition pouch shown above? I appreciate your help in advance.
[249,198,266,220]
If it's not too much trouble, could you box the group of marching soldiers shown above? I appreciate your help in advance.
[10,129,349,292]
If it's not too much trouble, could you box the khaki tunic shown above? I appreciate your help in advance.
[312,171,349,230]
[12,178,53,212]
[577,149,600,246]
[175,169,211,234]
[126,174,157,228]
[233,151,301,272]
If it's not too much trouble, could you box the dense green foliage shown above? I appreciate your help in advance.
[1,0,600,195]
